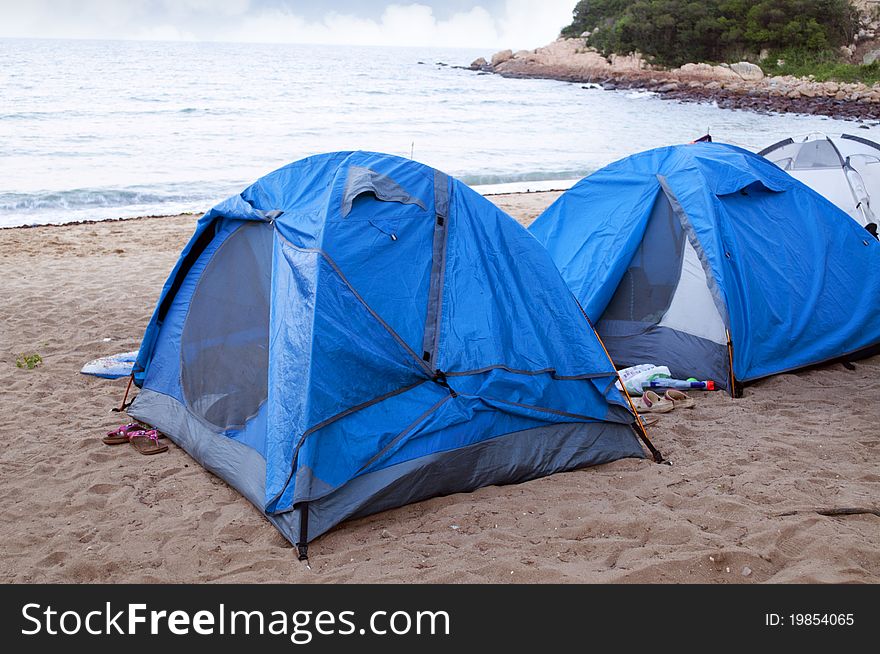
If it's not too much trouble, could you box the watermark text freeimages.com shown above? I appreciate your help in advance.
[21,602,450,644]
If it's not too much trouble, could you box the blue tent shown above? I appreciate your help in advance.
[530,142,880,395]
[129,151,650,555]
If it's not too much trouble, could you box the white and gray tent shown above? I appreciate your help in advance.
[759,133,880,237]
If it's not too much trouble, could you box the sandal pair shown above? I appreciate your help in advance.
[104,423,168,455]
[633,389,695,413]
[664,389,695,409]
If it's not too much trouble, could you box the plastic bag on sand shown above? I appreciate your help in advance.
[615,364,671,395]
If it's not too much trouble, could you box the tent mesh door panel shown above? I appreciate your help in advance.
[792,140,842,169]
[180,222,273,430]
[602,190,686,326]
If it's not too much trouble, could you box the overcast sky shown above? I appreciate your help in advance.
[1,1,575,49]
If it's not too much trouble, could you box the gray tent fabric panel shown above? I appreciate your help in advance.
[793,138,844,168]
[433,168,449,216]
[598,320,730,391]
[421,170,450,363]
[658,239,728,345]
[129,388,643,545]
[341,166,427,217]
[304,421,644,541]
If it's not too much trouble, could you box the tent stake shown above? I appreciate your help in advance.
[111,373,134,413]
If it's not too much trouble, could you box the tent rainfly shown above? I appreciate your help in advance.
[128,151,655,557]
[530,142,880,396]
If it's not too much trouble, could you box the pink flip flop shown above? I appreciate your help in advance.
[103,422,143,445]
[128,429,168,456]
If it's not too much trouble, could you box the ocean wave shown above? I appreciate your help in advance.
[0,173,586,229]
[0,107,233,121]
[0,187,209,213]
[458,170,592,186]
[0,172,585,215]
[625,90,657,99]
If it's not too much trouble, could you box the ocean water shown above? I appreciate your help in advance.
[2,38,879,228]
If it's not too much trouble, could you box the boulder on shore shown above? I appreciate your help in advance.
[730,61,764,81]
[676,62,741,82]
[491,49,513,67]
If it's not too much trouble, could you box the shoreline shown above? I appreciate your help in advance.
[2,212,202,231]
[475,39,880,122]
[1,185,577,231]
[500,70,880,122]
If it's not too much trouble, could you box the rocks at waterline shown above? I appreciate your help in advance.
[656,82,679,93]
[466,38,880,120]
[468,57,492,72]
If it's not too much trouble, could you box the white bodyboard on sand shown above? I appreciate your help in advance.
[80,351,138,379]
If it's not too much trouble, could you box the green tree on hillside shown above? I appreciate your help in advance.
[560,0,859,67]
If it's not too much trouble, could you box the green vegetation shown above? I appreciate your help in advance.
[15,353,43,369]
[561,0,860,69]
[772,48,880,84]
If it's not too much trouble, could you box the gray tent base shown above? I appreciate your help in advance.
[129,388,646,550]
[598,320,730,392]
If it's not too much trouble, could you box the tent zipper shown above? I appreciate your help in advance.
[421,170,450,368]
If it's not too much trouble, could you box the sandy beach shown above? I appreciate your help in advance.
[1,191,878,584]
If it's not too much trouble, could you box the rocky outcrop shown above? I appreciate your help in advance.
[480,40,771,85]
[491,49,514,67]
[469,38,880,121]
[473,38,630,78]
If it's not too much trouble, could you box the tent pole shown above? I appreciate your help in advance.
[726,330,741,398]
[576,303,665,464]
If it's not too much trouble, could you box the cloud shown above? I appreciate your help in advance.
[0,0,575,49]
[4,1,147,39]
[498,0,573,49]
[229,4,504,48]
[135,24,198,42]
